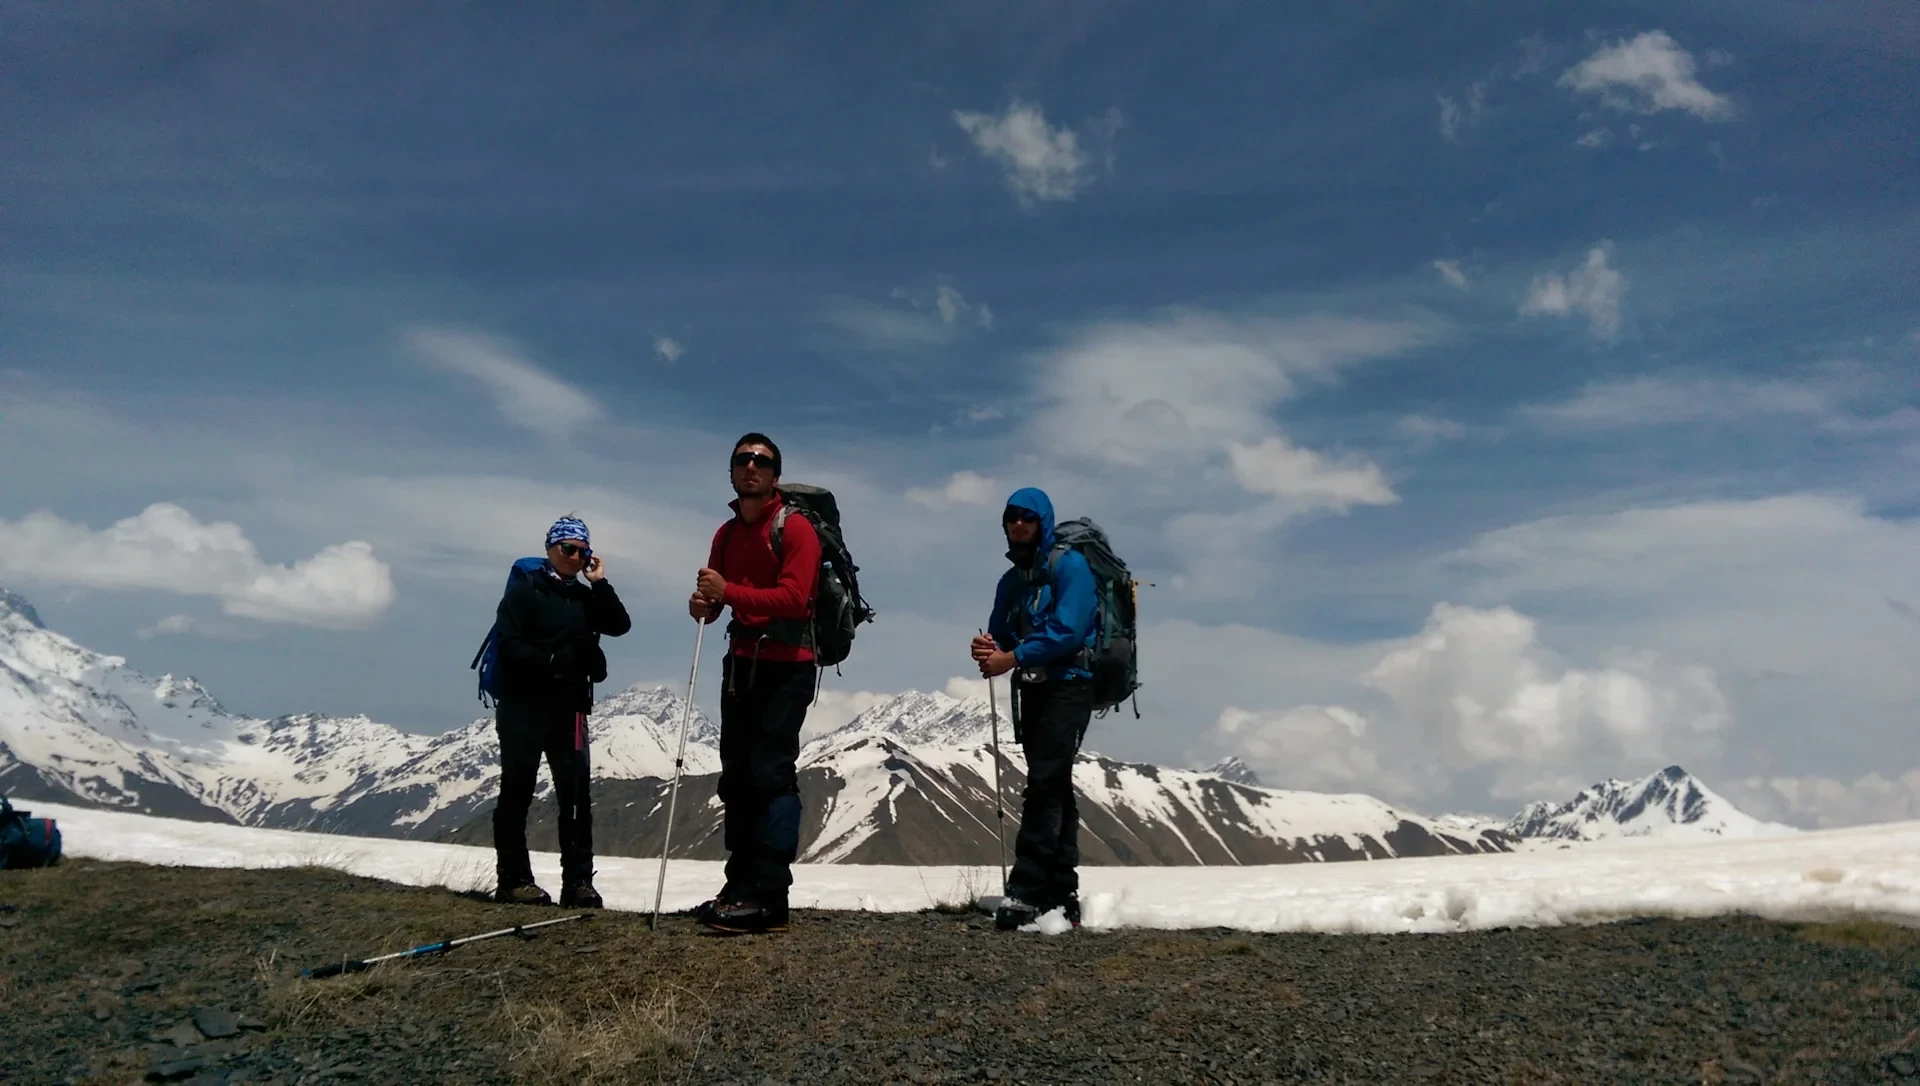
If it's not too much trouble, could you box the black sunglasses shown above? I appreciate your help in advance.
[1003,510,1041,525]
[556,542,589,558]
[731,452,778,470]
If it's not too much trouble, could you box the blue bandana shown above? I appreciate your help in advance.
[545,516,590,550]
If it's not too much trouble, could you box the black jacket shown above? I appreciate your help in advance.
[494,571,632,711]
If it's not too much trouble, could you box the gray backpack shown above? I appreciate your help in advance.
[1044,518,1141,717]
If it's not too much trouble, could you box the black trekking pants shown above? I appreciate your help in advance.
[717,655,816,903]
[1007,677,1093,910]
[493,700,594,888]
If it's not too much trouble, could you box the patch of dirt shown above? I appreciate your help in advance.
[2,862,1918,1084]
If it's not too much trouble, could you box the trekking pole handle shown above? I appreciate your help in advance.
[301,959,370,980]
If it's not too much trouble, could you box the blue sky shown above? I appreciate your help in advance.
[3,1,1917,825]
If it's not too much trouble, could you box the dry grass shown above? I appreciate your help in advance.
[256,948,421,1029]
[918,865,995,915]
[500,986,703,1086]
[428,853,497,898]
[1797,919,1920,953]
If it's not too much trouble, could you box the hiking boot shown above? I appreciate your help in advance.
[700,898,789,935]
[994,896,1039,931]
[1063,897,1082,929]
[687,894,726,924]
[559,879,603,909]
[494,881,552,906]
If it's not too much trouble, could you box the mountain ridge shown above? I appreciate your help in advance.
[0,586,1785,864]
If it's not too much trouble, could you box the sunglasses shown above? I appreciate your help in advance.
[1003,510,1041,525]
[556,542,590,558]
[731,452,778,470]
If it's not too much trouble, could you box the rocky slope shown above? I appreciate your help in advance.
[4,861,1915,1086]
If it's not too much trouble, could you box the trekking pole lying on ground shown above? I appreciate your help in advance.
[982,635,1009,898]
[300,914,588,979]
[651,616,707,929]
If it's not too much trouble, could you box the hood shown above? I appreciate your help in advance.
[1005,486,1057,551]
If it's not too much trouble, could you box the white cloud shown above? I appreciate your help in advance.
[1520,244,1627,338]
[1447,494,1920,788]
[953,100,1114,204]
[1722,771,1920,830]
[136,613,259,641]
[407,327,602,439]
[0,503,394,629]
[802,688,898,741]
[932,285,994,329]
[653,336,685,363]
[1437,82,1487,144]
[1525,374,1832,429]
[1514,35,1550,78]
[823,298,963,351]
[1559,30,1735,121]
[941,675,991,703]
[1212,705,1383,793]
[1226,436,1397,510]
[1032,311,1436,470]
[1014,311,1431,598]
[1396,414,1469,443]
[1437,94,1463,143]
[906,471,1002,510]
[1205,603,1732,803]
[139,614,200,638]
[829,284,993,352]
[261,474,716,595]
[1432,259,1469,289]
[1366,604,1731,800]
[1576,127,1615,149]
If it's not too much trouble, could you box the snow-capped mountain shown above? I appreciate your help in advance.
[448,689,1517,865]
[0,586,1785,866]
[1206,757,1262,786]
[1501,764,1791,841]
[0,587,716,837]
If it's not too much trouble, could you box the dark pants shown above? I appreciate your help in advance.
[493,700,593,888]
[1007,677,1093,910]
[717,655,816,903]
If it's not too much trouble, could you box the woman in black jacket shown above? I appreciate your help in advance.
[491,516,631,907]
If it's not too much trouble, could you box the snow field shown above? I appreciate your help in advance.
[23,800,1920,936]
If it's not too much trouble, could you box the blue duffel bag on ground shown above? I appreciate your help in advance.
[0,794,62,869]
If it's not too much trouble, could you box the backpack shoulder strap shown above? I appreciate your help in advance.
[1044,541,1073,581]
[770,505,789,558]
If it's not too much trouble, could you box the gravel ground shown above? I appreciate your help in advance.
[2,860,1917,1085]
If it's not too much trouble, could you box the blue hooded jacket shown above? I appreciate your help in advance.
[988,487,1098,681]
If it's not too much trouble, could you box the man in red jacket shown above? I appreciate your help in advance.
[687,432,821,934]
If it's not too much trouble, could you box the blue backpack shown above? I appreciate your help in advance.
[0,795,62,870]
[469,557,549,705]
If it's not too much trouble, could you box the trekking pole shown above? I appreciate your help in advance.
[300,914,587,979]
[651,616,707,929]
[983,631,1008,897]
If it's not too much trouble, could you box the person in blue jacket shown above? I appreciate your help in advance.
[970,486,1098,931]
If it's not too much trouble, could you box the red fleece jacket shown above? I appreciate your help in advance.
[705,491,821,662]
